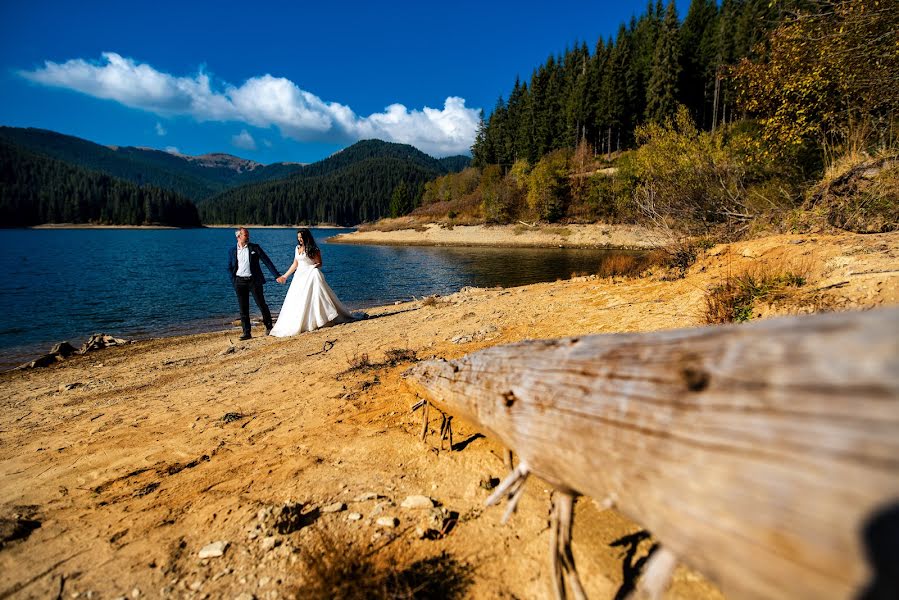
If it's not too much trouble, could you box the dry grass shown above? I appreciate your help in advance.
[595,250,668,278]
[292,530,472,600]
[346,352,372,371]
[383,348,416,365]
[704,262,809,324]
[357,218,429,233]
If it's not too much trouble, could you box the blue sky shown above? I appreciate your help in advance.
[0,0,691,164]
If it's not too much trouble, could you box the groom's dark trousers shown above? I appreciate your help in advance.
[228,241,280,337]
[233,276,273,337]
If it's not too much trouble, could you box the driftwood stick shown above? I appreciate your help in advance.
[630,547,677,600]
[485,462,530,508]
[550,491,587,600]
[405,308,899,599]
[419,400,429,442]
[504,448,514,469]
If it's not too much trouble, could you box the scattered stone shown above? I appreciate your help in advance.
[247,530,258,540]
[260,536,280,552]
[346,512,363,521]
[258,576,271,588]
[256,502,306,535]
[235,593,255,600]
[321,502,346,513]
[131,588,141,598]
[370,500,394,515]
[375,517,398,528]
[415,526,440,540]
[189,580,203,591]
[353,492,381,502]
[219,346,236,356]
[400,495,434,509]
[198,541,229,559]
[479,476,500,490]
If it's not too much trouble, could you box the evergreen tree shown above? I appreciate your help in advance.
[679,0,718,127]
[389,180,412,218]
[646,0,683,123]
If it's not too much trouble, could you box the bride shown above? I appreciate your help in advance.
[270,229,357,337]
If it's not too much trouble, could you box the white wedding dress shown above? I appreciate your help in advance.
[270,247,356,337]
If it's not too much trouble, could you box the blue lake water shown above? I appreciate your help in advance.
[0,228,637,369]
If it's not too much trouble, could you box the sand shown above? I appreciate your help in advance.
[1,230,897,599]
[329,223,661,249]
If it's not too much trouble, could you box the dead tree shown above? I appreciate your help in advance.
[404,307,899,599]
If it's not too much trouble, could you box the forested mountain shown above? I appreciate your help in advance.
[472,0,791,166]
[0,140,201,227]
[198,140,464,225]
[0,127,305,200]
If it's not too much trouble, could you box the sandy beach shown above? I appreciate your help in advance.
[329,222,661,249]
[1,231,897,599]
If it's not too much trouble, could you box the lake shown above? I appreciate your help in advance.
[0,227,638,369]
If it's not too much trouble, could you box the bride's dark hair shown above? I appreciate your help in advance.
[297,228,320,258]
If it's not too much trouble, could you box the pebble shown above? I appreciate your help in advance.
[131,589,141,598]
[198,541,229,559]
[353,492,380,502]
[347,512,363,521]
[260,536,281,551]
[321,502,346,513]
[235,593,256,600]
[258,576,271,588]
[400,495,434,509]
[375,516,398,528]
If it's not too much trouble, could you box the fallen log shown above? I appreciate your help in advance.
[404,307,899,599]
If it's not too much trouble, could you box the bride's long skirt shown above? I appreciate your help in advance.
[270,266,354,337]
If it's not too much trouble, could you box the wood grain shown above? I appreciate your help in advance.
[405,307,899,599]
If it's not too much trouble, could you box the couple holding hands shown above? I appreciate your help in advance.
[227,227,357,340]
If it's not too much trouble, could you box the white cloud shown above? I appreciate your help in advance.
[155,122,167,136]
[232,129,257,150]
[21,52,479,156]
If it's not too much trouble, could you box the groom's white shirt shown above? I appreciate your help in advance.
[236,244,252,277]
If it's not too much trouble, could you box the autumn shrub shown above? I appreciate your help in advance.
[704,264,808,324]
[527,149,571,221]
[631,107,797,237]
[481,164,524,223]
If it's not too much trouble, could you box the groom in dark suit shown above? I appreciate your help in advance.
[228,227,282,340]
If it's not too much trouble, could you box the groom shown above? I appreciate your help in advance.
[228,227,282,340]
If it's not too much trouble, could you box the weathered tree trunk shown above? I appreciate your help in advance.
[404,308,899,599]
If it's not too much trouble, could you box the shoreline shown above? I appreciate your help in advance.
[24,224,356,230]
[328,222,661,249]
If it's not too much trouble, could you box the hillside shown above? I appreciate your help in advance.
[198,140,472,225]
[0,127,306,200]
[0,140,201,227]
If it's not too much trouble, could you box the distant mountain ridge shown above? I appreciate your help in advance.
[0,139,200,227]
[198,140,471,225]
[0,127,306,200]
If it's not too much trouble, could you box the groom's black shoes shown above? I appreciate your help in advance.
[265,327,273,336]
[239,333,251,341]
